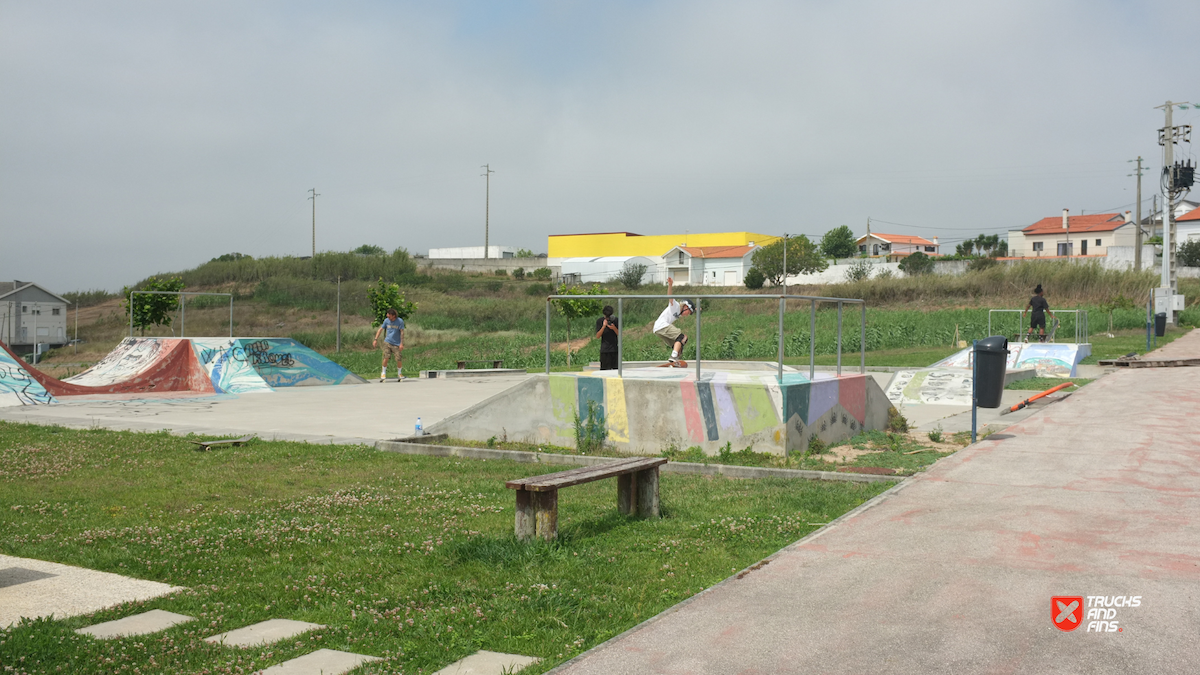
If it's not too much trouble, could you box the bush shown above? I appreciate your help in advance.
[1179,239,1200,268]
[616,261,648,289]
[898,252,934,276]
[875,268,894,281]
[845,259,874,282]
[967,256,999,272]
[531,267,553,280]
[512,267,526,279]
[887,406,909,433]
[367,278,418,326]
[494,269,508,276]
[744,267,765,290]
[525,283,554,297]
[352,244,386,256]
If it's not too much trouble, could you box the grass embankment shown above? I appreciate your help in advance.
[0,422,892,675]
[33,255,1200,379]
[1006,377,1094,391]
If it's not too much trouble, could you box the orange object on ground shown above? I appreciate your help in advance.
[999,381,1075,415]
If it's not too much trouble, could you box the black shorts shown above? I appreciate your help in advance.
[1030,314,1046,330]
[600,352,618,370]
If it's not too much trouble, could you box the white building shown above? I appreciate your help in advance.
[662,245,758,286]
[1007,210,1134,258]
[1175,205,1200,243]
[855,233,939,260]
[559,257,666,285]
[1,281,70,349]
[428,246,519,259]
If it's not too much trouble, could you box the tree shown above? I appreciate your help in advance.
[210,252,252,263]
[743,267,765,289]
[819,225,858,260]
[515,248,537,258]
[751,235,828,287]
[898,252,934,276]
[1179,239,1200,268]
[367,278,417,327]
[352,244,386,255]
[844,259,873,282]
[955,241,976,257]
[1099,294,1135,336]
[995,240,1009,257]
[615,261,648,289]
[554,283,604,367]
[122,276,185,335]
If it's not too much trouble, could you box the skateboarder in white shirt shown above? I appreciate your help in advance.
[653,278,694,366]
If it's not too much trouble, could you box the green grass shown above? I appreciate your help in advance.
[0,422,892,675]
[1005,377,1093,391]
[1078,327,1188,363]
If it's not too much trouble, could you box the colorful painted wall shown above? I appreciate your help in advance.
[548,231,778,259]
[429,370,891,455]
[0,345,55,407]
[932,342,1091,377]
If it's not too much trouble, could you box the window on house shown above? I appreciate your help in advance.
[1095,239,1101,246]
[1032,242,1044,252]
[924,246,935,252]
[22,305,28,313]
[52,308,60,315]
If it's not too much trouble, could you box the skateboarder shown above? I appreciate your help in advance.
[372,308,405,381]
[653,278,694,366]
[1022,284,1056,343]
[594,305,619,370]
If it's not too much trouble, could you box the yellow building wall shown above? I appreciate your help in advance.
[548,231,779,258]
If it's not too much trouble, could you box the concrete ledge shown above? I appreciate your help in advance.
[420,368,529,379]
[1003,367,1038,385]
[375,440,902,484]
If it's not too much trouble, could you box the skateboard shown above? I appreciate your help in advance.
[657,359,688,368]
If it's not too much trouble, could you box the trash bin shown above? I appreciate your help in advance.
[1155,312,1167,337]
[974,336,1009,409]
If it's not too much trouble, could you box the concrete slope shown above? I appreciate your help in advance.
[0,342,56,406]
[551,329,1200,674]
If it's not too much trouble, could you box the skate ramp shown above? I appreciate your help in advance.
[428,367,892,456]
[190,338,366,392]
[0,344,56,407]
[931,341,1091,377]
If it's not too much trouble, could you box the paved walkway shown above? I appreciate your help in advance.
[551,329,1200,674]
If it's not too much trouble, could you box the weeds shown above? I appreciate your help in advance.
[927,425,944,443]
[573,401,607,454]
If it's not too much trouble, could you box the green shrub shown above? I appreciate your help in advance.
[616,261,648,289]
[512,267,526,279]
[525,283,554,297]
[1179,239,1200,268]
[494,269,508,276]
[887,406,909,433]
[845,259,874,282]
[967,256,999,272]
[573,400,607,454]
[899,252,935,276]
[743,267,765,289]
[531,267,553,280]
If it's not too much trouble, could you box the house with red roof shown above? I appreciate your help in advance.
[662,244,758,286]
[1177,204,1200,244]
[1007,210,1134,258]
[855,233,939,261]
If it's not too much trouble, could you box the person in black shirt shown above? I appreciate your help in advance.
[595,305,619,370]
[1022,284,1056,343]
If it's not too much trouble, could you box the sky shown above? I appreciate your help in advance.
[2,0,1198,292]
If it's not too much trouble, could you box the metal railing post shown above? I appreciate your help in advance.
[181,295,185,338]
[129,292,134,338]
[836,301,843,376]
[777,296,785,383]
[809,299,816,380]
[694,296,701,380]
[617,298,623,378]
[545,299,551,375]
[860,302,866,374]
[229,296,234,338]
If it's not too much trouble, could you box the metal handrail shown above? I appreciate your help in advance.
[987,308,1089,344]
[128,291,234,338]
[544,293,867,384]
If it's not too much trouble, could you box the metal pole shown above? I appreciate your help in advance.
[782,233,787,295]
[1134,156,1144,271]
[32,303,37,365]
[836,301,843,376]
[181,294,185,338]
[617,298,623,378]
[860,302,866,374]
[336,276,342,352]
[808,299,816,380]
[545,299,551,375]
[229,295,234,338]
[777,297,785,384]
[694,296,701,380]
[971,339,978,443]
[130,292,134,338]
[74,302,78,356]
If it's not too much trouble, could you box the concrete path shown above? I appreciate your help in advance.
[0,374,531,444]
[551,329,1200,674]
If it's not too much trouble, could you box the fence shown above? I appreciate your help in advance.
[987,309,1090,344]
[544,293,867,383]
[128,291,233,338]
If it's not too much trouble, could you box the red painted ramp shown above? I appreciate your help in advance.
[0,340,214,397]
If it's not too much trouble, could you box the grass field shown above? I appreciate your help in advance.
[0,422,893,675]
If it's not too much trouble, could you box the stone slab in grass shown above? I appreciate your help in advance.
[0,567,57,589]
[255,648,382,675]
[432,650,540,675]
[76,609,195,639]
[0,554,184,629]
[205,618,325,648]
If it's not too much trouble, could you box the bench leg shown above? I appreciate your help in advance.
[515,489,535,542]
[617,473,636,515]
[534,490,558,541]
[635,468,660,519]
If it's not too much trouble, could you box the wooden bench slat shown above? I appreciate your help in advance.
[506,457,667,492]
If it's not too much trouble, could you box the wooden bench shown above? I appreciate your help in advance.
[187,434,256,452]
[457,359,504,369]
[505,457,668,541]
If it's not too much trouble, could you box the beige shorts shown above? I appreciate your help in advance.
[654,324,683,347]
[383,343,402,360]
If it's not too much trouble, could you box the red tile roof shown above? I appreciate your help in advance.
[856,233,937,247]
[1022,214,1126,234]
[678,245,755,259]
[1177,207,1200,222]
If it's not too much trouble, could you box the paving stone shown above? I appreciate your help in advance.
[77,609,195,639]
[204,618,325,648]
[255,648,382,675]
[432,650,540,675]
[0,567,57,589]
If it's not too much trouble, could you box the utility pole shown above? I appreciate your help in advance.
[1128,156,1146,271]
[1156,100,1194,324]
[782,233,788,294]
[481,164,494,259]
[308,188,320,258]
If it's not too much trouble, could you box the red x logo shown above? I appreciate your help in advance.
[1052,596,1084,631]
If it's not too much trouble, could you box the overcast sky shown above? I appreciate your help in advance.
[3,0,1198,292]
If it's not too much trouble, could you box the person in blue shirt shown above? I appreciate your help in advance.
[372,308,405,381]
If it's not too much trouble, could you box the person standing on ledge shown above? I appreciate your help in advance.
[372,308,405,381]
[653,277,694,366]
[1022,284,1055,343]
[595,305,620,370]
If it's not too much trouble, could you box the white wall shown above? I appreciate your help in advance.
[429,246,518,259]
[786,260,904,284]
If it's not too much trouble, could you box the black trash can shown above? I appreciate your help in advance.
[974,336,1009,409]
[1155,312,1167,337]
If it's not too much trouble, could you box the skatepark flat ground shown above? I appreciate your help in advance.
[550,329,1200,674]
[0,374,533,444]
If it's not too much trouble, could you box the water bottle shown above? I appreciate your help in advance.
[415,417,423,436]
